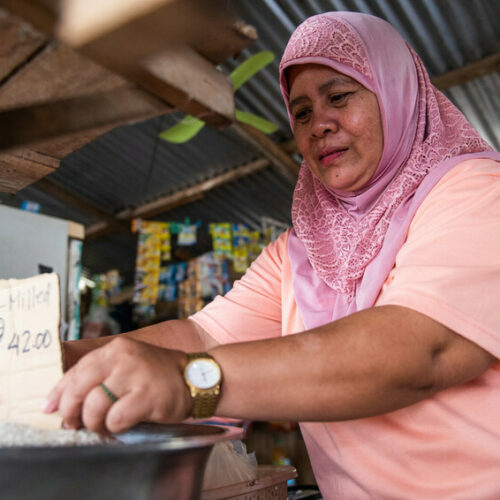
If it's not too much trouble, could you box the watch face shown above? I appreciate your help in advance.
[185,359,221,389]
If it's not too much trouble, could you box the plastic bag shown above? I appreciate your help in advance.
[202,439,258,490]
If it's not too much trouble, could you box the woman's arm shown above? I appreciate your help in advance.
[211,304,496,422]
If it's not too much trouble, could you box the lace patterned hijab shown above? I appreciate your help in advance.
[279,12,493,302]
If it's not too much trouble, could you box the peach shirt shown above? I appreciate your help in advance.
[191,159,500,499]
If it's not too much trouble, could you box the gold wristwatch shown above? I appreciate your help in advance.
[183,352,222,419]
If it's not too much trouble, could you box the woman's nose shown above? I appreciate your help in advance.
[311,109,339,138]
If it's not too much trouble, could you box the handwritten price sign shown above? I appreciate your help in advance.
[0,274,63,429]
[0,324,52,356]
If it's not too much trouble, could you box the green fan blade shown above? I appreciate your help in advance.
[235,109,279,134]
[158,115,205,143]
[159,51,275,142]
[229,51,274,91]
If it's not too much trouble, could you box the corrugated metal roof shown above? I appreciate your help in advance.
[4,0,499,281]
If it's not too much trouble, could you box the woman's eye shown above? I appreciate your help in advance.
[293,108,310,121]
[329,93,350,105]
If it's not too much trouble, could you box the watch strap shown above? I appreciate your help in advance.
[185,352,221,419]
[189,384,221,420]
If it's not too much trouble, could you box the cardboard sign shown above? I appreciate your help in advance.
[0,273,63,429]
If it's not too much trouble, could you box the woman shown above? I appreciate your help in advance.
[45,12,500,499]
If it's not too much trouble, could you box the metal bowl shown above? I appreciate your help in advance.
[0,423,243,500]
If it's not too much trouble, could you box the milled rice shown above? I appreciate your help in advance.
[0,421,116,447]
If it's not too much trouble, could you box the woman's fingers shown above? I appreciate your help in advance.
[81,383,117,434]
[43,347,108,427]
[105,392,152,434]
[43,337,191,434]
[42,385,62,414]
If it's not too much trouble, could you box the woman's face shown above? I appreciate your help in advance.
[288,64,384,192]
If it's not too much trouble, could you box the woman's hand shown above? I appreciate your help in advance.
[43,336,191,435]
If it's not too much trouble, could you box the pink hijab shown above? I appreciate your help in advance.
[279,12,498,329]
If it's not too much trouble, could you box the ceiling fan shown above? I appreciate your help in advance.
[158,51,279,143]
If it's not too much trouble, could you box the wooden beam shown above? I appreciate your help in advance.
[58,0,210,49]
[231,122,300,183]
[197,19,258,66]
[0,42,128,110]
[57,0,254,128]
[0,86,170,151]
[139,46,235,127]
[62,44,235,128]
[0,1,57,37]
[58,0,254,64]
[432,52,500,90]
[1,0,257,65]
[0,150,57,192]
[83,221,115,241]
[84,158,270,239]
[0,8,46,82]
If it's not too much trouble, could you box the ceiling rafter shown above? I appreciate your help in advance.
[84,157,271,240]
[431,51,500,90]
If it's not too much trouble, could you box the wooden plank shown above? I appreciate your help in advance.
[139,46,234,127]
[57,0,253,127]
[432,52,500,90]
[58,0,253,64]
[0,86,170,151]
[59,0,201,49]
[0,150,57,192]
[193,19,257,65]
[0,1,57,37]
[0,8,46,82]
[83,221,113,241]
[0,42,128,110]
[58,42,235,127]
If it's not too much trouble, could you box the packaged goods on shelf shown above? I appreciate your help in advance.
[177,252,231,318]
[209,223,233,259]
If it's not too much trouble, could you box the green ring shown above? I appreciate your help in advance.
[100,383,118,403]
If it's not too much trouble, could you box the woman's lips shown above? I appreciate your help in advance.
[318,148,348,166]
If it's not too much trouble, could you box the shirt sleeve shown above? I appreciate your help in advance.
[376,159,500,357]
[189,230,289,345]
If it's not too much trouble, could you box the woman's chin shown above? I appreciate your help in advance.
[320,174,362,192]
